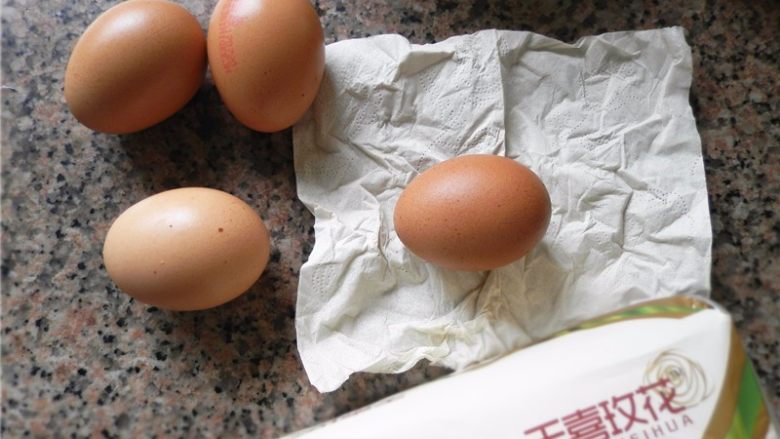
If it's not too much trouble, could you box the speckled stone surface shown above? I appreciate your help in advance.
[1,0,778,437]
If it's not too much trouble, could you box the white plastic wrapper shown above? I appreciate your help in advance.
[292,27,712,392]
[286,298,778,438]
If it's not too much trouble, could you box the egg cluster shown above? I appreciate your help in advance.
[66,1,551,311]
[64,0,324,311]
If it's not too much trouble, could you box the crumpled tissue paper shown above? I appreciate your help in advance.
[292,27,712,392]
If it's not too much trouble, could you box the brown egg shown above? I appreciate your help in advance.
[103,188,271,311]
[207,0,325,132]
[394,155,551,272]
[65,0,206,134]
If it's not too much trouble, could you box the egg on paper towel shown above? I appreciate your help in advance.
[65,0,207,133]
[103,188,271,311]
[394,155,551,272]
[207,0,325,132]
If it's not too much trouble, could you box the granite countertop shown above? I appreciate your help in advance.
[2,0,778,437]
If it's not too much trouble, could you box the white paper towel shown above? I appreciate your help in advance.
[292,27,712,392]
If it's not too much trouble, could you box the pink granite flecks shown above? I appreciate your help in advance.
[1,0,778,437]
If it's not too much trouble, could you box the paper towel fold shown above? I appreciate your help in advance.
[292,27,711,392]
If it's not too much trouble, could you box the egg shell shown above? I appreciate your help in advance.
[103,188,271,311]
[207,0,325,132]
[393,155,551,272]
[64,0,206,134]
